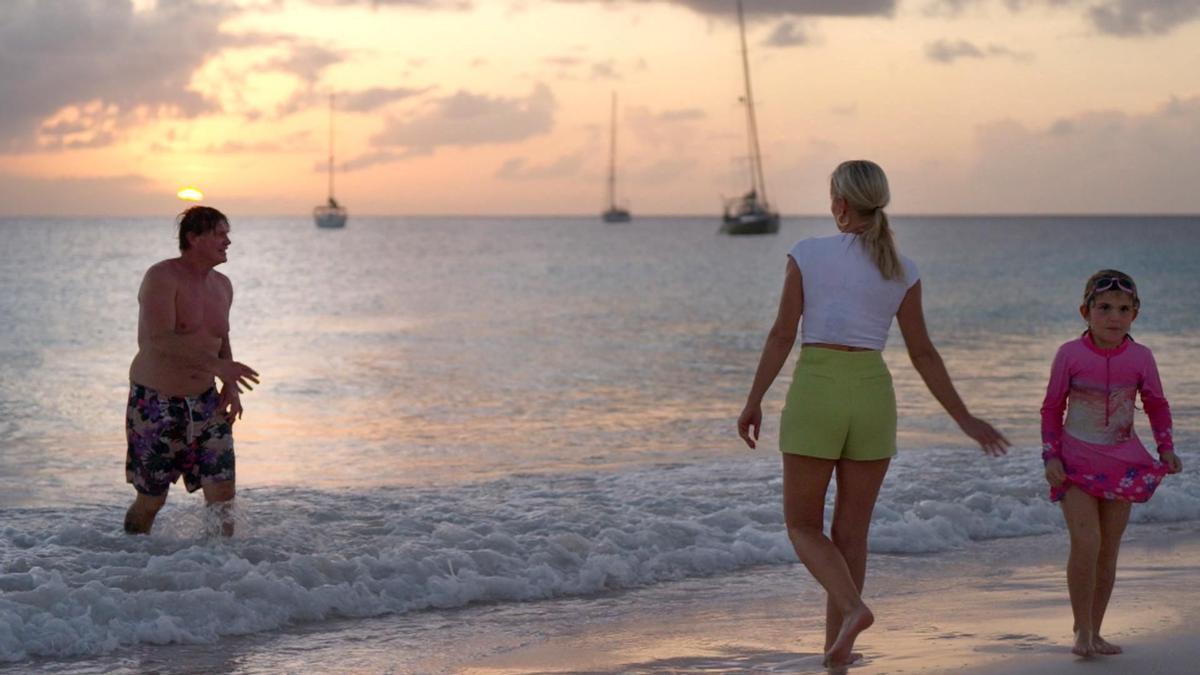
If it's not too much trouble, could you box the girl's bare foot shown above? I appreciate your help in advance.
[1092,636,1123,655]
[825,605,873,666]
[1072,630,1094,657]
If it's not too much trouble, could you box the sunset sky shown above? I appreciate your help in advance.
[2,0,1198,216]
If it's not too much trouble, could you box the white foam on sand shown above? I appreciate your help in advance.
[2,448,1199,664]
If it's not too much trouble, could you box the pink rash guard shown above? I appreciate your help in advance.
[1040,332,1173,503]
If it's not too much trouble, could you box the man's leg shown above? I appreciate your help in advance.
[202,480,236,537]
[125,491,167,534]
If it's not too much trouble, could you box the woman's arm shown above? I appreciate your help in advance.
[738,258,804,448]
[896,280,1009,456]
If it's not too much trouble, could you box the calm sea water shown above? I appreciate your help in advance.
[1,215,1199,669]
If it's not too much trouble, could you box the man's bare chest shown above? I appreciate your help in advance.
[174,281,230,337]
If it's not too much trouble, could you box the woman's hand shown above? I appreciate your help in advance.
[1044,457,1066,486]
[737,402,763,449]
[1161,450,1183,474]
[957,415,1010,457]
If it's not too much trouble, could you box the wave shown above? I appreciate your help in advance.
[3,448,1199,662]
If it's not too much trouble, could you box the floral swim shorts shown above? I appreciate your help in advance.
[125,383,234,496]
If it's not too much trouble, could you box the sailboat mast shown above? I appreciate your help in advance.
[736,0,768,205]
[607,91,618,210]
[327,94,335,202]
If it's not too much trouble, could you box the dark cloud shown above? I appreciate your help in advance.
[925,39,1033,63]
[764,21,811,47]
[926,0,1200,36]
[1089,0,1200,35]
[369,83,557,152]
[0,0,242,152]
[556,0,894,19]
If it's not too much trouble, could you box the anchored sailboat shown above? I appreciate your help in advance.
[602,91,632,223]
[720,0,779,235]
[313,94,347,229]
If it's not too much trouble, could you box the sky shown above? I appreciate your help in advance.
[1,0,1198,216]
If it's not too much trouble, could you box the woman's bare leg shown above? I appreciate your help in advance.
[1092,498,1131,655]
[1060,486,1102,657]
[782,454,874,666]
[823,457,890,655]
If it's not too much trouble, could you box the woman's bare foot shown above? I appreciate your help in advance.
[821,652,863,667]
[1092,636,1123,655]
[1072,630,1094,657]
[825,605,873,665]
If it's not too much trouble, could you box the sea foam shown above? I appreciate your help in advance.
[2,447,1199,662]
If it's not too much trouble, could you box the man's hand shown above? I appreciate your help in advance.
[218,385,243,425]
[1044,457,1066,486]
[217,360,259,393]
[1161,450,1183,474]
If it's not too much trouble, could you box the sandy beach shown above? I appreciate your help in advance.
[461,521,1200,675]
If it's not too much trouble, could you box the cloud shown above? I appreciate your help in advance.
[764,21,812,47]
[1088,0,1200,35]
[963,95,1200,212]
[0,172,164,216]
[262,44,345,85]
[0,0,245,152]
[339,87,431,112]
[495,152,587,180]
[925,39,1034,62]
[556,1,894,19]
[369,83,557,153]
[926,0,1200,36]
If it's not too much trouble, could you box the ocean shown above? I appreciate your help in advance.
[1,215,1199,672]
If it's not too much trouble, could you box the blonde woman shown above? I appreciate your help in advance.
[737,160,1009,666]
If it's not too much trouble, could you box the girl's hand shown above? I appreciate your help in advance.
[957,415,1010,457]
[218,385,243,425]
[737,403,762,449]
[1044,458,1067,486]
[1161,450,1183,474]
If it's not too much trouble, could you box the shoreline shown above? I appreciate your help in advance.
[460,520,1200,674]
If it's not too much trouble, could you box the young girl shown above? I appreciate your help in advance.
[1041,269,1183,657]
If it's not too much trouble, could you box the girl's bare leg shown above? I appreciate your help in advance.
[781,454,876,667]
[1060,486,1102,657]
[1092,498,1131,655]
[823,457,890,662]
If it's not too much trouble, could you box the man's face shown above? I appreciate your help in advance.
[190,221,231,266]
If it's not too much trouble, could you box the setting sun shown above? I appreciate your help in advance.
[176,187,203,202]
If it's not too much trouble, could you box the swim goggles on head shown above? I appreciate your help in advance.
[1091,276,1136,296]
[1087,276,1138,305]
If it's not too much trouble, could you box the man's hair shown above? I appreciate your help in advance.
[177,205,228,251]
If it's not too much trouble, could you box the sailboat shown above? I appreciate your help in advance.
[720,0,779,235]
[601,91,632,223]
[313,94,348,229]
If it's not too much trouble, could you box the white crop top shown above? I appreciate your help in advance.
[787,233,919,351]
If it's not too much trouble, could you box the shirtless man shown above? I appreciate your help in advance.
[124,206,259,536]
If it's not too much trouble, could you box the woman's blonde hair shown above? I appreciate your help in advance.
[831,160,902,281]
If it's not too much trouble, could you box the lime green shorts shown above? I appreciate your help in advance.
[779,346,897,461]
